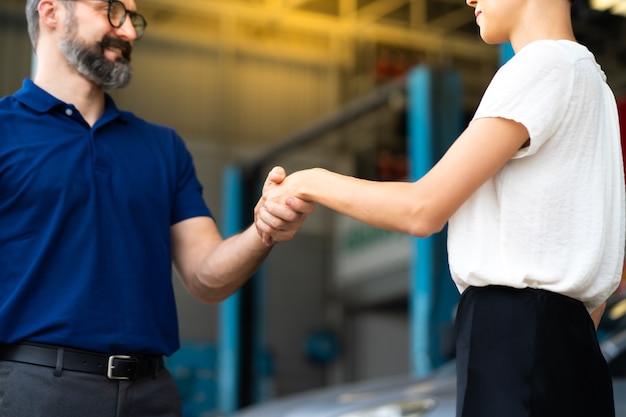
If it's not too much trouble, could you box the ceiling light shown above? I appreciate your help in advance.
[589,0,626,17]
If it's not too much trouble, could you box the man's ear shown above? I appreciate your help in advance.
[37,0,62,31]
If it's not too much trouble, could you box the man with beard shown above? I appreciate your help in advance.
[0,1,314,416]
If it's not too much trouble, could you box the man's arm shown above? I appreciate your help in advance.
[171,217,271,304]
[172,168,315,304]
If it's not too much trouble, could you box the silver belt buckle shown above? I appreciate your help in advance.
[107,355,134,380]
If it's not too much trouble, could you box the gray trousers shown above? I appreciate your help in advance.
[0,360,182,417]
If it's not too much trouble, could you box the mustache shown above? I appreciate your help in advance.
[100,36,132,62]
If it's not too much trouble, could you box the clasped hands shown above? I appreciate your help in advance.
[254,166,314,246]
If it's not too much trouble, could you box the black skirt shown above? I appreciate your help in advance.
[455,285,615,417]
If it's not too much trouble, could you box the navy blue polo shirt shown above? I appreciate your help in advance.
[0,79,212,355]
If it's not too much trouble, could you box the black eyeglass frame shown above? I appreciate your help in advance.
[105,0,147,40]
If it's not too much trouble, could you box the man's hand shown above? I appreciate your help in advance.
[254,166,315,246]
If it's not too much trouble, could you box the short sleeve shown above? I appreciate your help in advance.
[171,135,212,225]
[473,41,575,158]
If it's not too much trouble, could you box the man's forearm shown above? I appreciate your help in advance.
[192,225,272,304]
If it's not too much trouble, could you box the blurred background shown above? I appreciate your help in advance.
[1,1,625,416]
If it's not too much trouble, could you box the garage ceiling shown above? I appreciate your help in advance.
[2,0,624,96]
[137,0,626,96]
[140,0,493,61]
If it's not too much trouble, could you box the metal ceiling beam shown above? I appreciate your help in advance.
[284,0,315,8]
[340,0,359,17]
[351,0,410,25]
[410,0,428,27]
[142,0,496,61]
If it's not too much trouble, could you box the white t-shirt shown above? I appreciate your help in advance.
[447,40,625,312]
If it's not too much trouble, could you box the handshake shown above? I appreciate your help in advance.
[254,166,316,247]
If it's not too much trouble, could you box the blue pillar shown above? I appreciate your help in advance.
[407,66,463,377]
[218,166,269,413]
[500,43,515,65]
[218,165,244,415]
[251,264,269,405]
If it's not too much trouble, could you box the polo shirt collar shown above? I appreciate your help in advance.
[14,79,62,113]
[14,78,129,124]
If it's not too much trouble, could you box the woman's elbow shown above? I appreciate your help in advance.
[406,214,447,238]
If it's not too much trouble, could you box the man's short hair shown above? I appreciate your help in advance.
[25,0,40,48]
[26,0,75,49]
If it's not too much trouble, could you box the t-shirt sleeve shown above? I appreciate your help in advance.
[171,135,213,225]
[472,42,575,158]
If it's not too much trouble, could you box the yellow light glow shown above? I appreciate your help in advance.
[590,0,626,16]
[609,299,626,321]
[611,0,626,15]
[590,0,616,11]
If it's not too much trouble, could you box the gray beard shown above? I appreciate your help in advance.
[59,37,132,90]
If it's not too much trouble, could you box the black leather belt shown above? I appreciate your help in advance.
[0,343,164,380]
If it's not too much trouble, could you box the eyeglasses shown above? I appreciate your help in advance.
[60,0,148,40]
[105,0,147,40]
